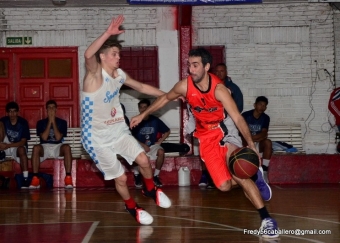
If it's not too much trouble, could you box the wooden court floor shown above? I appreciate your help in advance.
[0,184,339,243]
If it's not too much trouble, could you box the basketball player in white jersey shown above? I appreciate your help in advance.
[81,15,171,225]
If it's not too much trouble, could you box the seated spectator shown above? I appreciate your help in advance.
[29,100,73,189]
[0,101,30,189]
[242,96,272,184]
[131,99,170,188]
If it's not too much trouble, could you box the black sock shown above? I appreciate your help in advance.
[66,172,71,176]
[262,165,268,171]
[33,173,39,177]
[258,206,270,220]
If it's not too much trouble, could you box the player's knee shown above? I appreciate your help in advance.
[135,152,149,168]
[115,173,127,185]
[218,181,232,191]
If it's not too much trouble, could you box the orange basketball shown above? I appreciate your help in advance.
[228,147,259,179]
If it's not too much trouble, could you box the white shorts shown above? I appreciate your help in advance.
[3,136,21,163]
[85,133,144,180]
[146,144,163,160]
[40,144,64,162]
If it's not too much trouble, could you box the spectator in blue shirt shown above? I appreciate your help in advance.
[29,100,73,189]
[0,101,30,188]
[242,96,272,184]
[132,99,170,188]
[214,63,243,113]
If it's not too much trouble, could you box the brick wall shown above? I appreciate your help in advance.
[192,3,336,153]
[0,2,338,153]
[334,10,340,87]
[0,6,181,130]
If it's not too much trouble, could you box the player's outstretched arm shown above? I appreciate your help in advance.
[124,73,165,97]
[130,79,186,129]
[84,15,125,73]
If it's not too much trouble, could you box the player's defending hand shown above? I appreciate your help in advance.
[130,114,144,129]
[106,15,125,36]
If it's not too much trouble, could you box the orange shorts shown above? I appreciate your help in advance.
[198,131,231,188]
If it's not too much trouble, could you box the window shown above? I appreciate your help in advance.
[119,47,159,89]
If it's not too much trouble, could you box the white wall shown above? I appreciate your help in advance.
[120,7,181,130]
[192,3,336,153]
[0,6,181,130]
[0,2,338,153]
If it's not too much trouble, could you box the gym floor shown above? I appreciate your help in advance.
[0,184,338,243]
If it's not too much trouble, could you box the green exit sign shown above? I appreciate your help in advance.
[6,37,32,45]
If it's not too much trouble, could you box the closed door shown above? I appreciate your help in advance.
[0,47,79,128]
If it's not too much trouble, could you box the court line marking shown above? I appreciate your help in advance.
[0,199,339,225]
[97,225,325,243]
[82,221,99,243]
[0,206,329,243]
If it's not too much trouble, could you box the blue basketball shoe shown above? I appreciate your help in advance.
[260,217,279,238]
[255,166,272,201]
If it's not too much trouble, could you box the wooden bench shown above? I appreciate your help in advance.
[268,124,304,153]
[25,128,86,159]
[5,124,303,160]
[3,127,182,160]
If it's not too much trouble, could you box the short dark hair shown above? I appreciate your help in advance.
[95,38,122,63]
[5,101,19,112]
[138,99,150,107]
[215,63,227,70]
[46,100,57,108]
[188,48,213,67]
[255,96,268,105]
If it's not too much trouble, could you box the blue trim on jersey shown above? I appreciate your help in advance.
[81,96,101,166]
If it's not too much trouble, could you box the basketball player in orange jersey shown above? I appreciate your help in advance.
[130,48,279,238]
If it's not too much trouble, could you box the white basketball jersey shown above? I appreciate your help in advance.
[81,68,130,150]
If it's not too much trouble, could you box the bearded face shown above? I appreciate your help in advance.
[188,56,209,84]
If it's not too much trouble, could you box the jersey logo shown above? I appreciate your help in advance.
[104,88,120,103]
[111,107,117,117]
[193,106,204,113]
[193,106,218,113]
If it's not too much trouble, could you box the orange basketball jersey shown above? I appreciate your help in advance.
[186,73,226,138]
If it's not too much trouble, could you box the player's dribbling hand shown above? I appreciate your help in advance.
[247,145,261,163]
[106,15,125,36]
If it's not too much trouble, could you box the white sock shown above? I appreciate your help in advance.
[154,169,160,177]
[133,166,139,175]
[23,171,28,179]
[262,159,270,167]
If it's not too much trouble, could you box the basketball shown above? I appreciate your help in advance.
[228,147,259,179]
